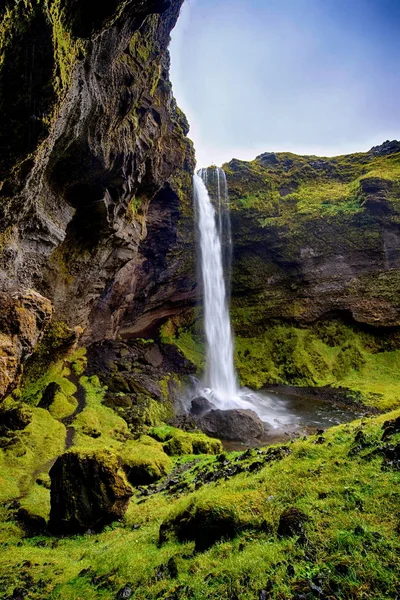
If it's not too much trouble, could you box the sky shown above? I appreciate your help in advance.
[169,0,400,167]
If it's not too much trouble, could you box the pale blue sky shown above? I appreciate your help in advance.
[169,0,400,167]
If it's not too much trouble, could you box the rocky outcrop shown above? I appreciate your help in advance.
[0,0,196,393]
[0,290,52,397]
[49,449,133,534]
[224,141,400,333]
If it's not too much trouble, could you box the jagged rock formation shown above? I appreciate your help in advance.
[0,0,195,396]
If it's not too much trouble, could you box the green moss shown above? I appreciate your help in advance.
[163,434,194,456]
[160,320,204,371]
[72,375,130,451]
[47,390,78,420]
[0,406,65,502]
[0,410,399,598]
[120,442,172,485]
[21,321,78,394]
[48,0,85,94]
[234,319,400,410]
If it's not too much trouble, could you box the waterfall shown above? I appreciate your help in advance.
[193,167,294,425]
[193,169,237,406]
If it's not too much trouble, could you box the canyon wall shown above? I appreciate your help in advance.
[0,0,195,394]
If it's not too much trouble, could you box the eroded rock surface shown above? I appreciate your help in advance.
[0,0,195,396]
[49,449,133,534]
[0,290,52,397]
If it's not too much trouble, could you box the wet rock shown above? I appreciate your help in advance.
[190,396,215,417]
[199,408,265,442]
[117,586,133,599]
[49,449,133,534]
[144,345,163,368]
[277,507,310,539]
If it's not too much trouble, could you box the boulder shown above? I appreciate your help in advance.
[144,345,163,368]
[199,408,265,442]
[120,443,172,485]
[49,449,133,534]
[190,396,215,417]
[277,507,310,539]
[0,403,32,435]
[159,499,245,552]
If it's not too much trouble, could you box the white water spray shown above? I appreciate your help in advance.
[193,170,237,405]
[193,167,296,426]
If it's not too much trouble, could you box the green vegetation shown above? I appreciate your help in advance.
[0,410,398,598]
[233,320,400,410]
[149,425,223,456]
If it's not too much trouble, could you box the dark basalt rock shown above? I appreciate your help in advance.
[16,507,47,537]
[0,404,32,435]
[190,396,215,416]
[277,507,310,539]
[159,500,244,552]
[49,449,133,534]
[199,408,265,442]
[369,139,400,156]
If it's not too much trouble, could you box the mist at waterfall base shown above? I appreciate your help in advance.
[189,168,362,443]
[191,168,294,429]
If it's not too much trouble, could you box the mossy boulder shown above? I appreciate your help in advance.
[120,443,172,485]
[159,498,248,552]
[0,402,32,435]
[49,449,133,534]
[38,382,78,420]
[149,425,223,456]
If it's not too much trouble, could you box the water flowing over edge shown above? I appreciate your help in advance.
[192,168,298,427]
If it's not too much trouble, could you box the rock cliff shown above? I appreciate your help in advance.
[166,144,400,406]
[0,0,195,394]
[226,141,400,332]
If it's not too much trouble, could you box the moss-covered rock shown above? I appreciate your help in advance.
[149,425,223,456]
[120,442,172,485]
[159,497,250,552]
[49,449,133,534]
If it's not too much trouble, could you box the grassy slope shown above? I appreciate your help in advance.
[0,410,398,599]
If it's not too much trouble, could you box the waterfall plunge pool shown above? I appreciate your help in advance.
[219,386,374,451]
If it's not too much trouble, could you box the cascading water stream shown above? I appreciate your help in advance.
[193,167,296,425]
[193,171,237,406]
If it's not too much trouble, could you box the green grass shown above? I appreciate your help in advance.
[0,410,399,599]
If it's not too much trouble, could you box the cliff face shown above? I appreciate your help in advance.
[216,142,400,402]
[225,141,400,333]
[164,144,400,407]
[0,0,195,393]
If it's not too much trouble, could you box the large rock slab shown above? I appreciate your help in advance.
[49,449,133,534]
[199,408,265,442]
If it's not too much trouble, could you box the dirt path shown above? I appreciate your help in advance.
[62,373,87,449]
[17,375,87,499]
